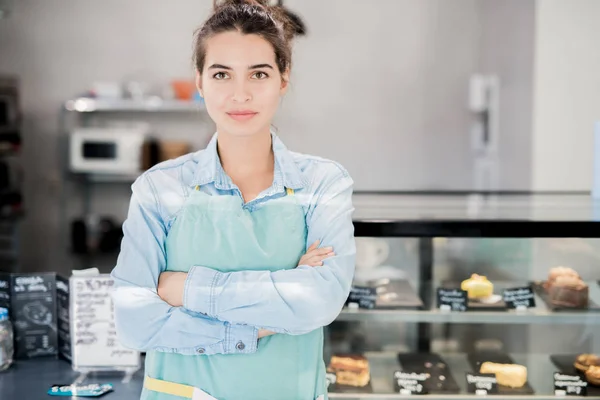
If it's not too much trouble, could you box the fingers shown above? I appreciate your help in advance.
[307,240,320,252]
[301,248,335,267]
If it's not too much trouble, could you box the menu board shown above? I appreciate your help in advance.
[70,275,139,370]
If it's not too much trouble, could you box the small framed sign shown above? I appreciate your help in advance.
[437,288,468,312]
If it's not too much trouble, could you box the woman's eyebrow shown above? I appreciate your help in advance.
[208,63,232,70]
[248,63,274,69]
[208,63,274,70]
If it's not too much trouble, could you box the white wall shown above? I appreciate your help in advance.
[0,0,535,272]
[532,0,600,191]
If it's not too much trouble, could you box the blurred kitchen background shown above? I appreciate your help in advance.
[0,0,599,282]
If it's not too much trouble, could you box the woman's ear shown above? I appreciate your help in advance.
[195,70,204,98]
[280,68,290,96]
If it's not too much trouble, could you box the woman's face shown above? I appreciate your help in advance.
[197,31,289,138]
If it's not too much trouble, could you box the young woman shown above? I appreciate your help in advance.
[111,1,356,399]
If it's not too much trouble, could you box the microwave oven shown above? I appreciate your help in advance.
[69,127,147,174]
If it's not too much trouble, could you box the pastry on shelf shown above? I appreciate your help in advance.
[586,365,600,386]
[479,362,527,388]
[461,274,495,301]
[543,267,589,308]
[574,354,600,372]
[547,266,580,284]
[327,354,370,387]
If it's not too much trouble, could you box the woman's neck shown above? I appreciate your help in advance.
[216,129,274,181]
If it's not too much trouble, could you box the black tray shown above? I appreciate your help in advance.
[531,281,600,312]
[328,382,373,394]
[467,352,535,395]
[396,353,460,394]
[550,354,600,394]
[442,281,507,311]
[369,279,424,310]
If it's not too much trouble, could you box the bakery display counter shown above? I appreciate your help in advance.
[328,352,600,399]
[338,280,600,325]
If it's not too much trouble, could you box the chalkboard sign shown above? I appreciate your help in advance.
[502,287,536,309]
[393,371,429,395]
[56,275,71,361]
[554,372,588,396]
[347,286,377,309]
[0,272,57,358]
[466,373,498,394]
[70,275,140,371]
[437,288,468,312]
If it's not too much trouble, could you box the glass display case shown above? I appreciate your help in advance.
[325,193,600,399]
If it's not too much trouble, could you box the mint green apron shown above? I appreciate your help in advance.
[142,186,328,400]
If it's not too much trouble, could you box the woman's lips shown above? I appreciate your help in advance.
[227,111,258,121]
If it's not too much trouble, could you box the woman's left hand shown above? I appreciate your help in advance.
[158,271,187,307]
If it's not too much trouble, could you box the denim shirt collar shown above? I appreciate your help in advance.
[191,131,306,191]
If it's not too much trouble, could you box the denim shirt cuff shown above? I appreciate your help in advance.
[224,322,259,354]
[184,265,220,316]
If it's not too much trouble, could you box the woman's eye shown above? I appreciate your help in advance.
[213,72,229,80]
[252,71,269,80]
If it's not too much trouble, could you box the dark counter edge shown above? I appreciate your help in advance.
[353,220,600,238]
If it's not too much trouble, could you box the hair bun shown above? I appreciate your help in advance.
[213,0,270,9]
[212,0,306,39]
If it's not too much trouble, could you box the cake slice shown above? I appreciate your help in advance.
[548,275,589,308]
[480,362,527,388]
[327,355,370,387]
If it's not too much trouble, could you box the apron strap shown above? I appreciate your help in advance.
[144,376,195,398]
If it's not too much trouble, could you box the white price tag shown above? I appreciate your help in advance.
[476,389,488,396]
[399,389,412,395]
[440,304,451,312]
[516,305,528,313]
[555,389,566,397]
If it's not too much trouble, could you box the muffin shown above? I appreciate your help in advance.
[461,274,494,299]
[585,365,600,386]
[575,354,600,372]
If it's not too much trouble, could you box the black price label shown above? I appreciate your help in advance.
[503,286,536,309]
[437,288,468,312]
[466,373,498,395]
[554,372,588,397]
[347,285,377,309]
[393,371,428,395]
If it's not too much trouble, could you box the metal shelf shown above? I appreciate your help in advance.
[337,282,600,325]
[63,97,205,112]
[337,307,600,325]
[73,172,140,183]
[328,352,597,399]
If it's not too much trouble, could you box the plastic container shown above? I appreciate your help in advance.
[0,307,13,371]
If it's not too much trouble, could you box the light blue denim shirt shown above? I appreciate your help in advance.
[111,132,356,356]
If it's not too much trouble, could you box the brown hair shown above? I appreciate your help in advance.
[193,0,306,74]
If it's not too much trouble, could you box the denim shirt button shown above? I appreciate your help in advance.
[236,341,245,351]
[197,347,205,354]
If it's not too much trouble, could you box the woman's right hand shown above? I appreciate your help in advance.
[298,240,335,267]
[258,329,276,339]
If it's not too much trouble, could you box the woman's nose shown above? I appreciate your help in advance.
[232,81,252,103]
